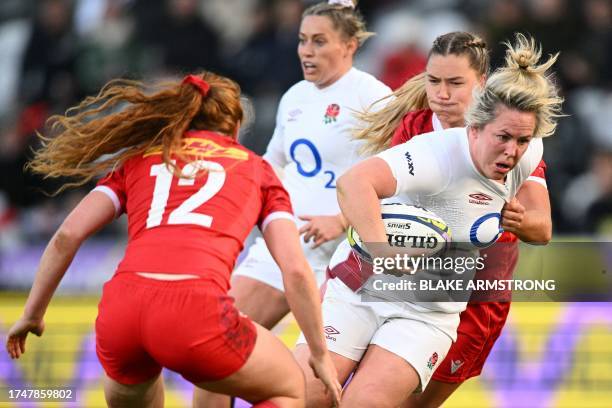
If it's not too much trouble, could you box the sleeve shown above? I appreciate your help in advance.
[358,76,392,112]
[375,137,447,197]
[517,138,544,185]
[258,158,294,231]
[263,93,289,169]
[526,159,547,188]
[92,164,127,217]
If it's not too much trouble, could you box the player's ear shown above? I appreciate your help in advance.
[345,37,358,58]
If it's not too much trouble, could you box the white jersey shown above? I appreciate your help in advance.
[264,67,391,264]
[329,127,543,314]
[382,127,543,246]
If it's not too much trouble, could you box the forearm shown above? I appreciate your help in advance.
[282,265,328,357]
[21,191,115,320]
[506,181,552,244]
[507,209,552,244]
[23,231,81,320]
[263,219,329,356]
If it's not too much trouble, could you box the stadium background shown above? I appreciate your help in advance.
[0,0,610,406]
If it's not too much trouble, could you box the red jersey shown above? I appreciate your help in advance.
[95,130,293,292]
[389,108,548,244]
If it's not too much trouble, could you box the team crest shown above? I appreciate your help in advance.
[427,352,439,369]
[324,103,340,124]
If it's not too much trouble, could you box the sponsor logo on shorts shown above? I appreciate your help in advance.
[450,359,464,374]
[324,325,340,342]
[469,192,493,206]
[427,352,439,370]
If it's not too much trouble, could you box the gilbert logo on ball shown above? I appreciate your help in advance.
[347,203,452,262]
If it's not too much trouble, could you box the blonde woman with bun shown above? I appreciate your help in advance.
[357,31,554,407]
[295,33,562,408]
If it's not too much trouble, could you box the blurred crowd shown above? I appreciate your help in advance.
[0,0,610,248]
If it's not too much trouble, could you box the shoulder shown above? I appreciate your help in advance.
[406,127,465,159]
[350,68,392,99]
[281,80,312,102]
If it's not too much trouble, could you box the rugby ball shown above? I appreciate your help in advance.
[346,203,452,262]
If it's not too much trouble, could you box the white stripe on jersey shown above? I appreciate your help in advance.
[92,185,121,216]
[261,211,295,232]
[526,175,547,188]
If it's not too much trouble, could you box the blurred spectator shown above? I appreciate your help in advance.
[134,0,222,74]
[479,0,527,69]
[75,0,147,93]
[370,11,427,90]
[0,114,29,207]
[521,0,581,88]
[19,0,80,110]
[563,148,612,234]
[230,0,303,153]
[0,19,30,116]
[226,0,302,95]
[0,0,609,240]
[560,0,612,90]
[201,0,258,47]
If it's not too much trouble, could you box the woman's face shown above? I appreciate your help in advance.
[425,54,483,128]
[469,105,537,181]
[298,15,356,89]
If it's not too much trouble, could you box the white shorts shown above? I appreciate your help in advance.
[233,237,328,292]
[297,278,457,391]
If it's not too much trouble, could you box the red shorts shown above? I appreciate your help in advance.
[95,273,257,385]
[432,301,511,383]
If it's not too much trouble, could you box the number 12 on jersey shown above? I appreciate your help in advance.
[146,160,226,228]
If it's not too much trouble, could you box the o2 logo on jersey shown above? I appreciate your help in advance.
[289,138,336,189]
[469,213,502,248]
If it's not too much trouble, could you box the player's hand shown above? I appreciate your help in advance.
[5,317,45,359]
[309,352,342,407]
[501,197,525,234]
[299,214,347,248]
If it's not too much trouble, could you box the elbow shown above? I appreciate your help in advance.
[54,224,86,253]
[282,262,312,288]
[337,171,360,204]
[336,173,351,197]
[540,228,552,245]
[525,226,552,245]
[539,218,553,244]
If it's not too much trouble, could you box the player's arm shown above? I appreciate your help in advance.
[337,139,443,248]
[263,219,342,404]
[336,157,396,245]
[501,180,552,244]
[6,191,116,359]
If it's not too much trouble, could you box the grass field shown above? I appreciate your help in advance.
[1,294,611,407]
